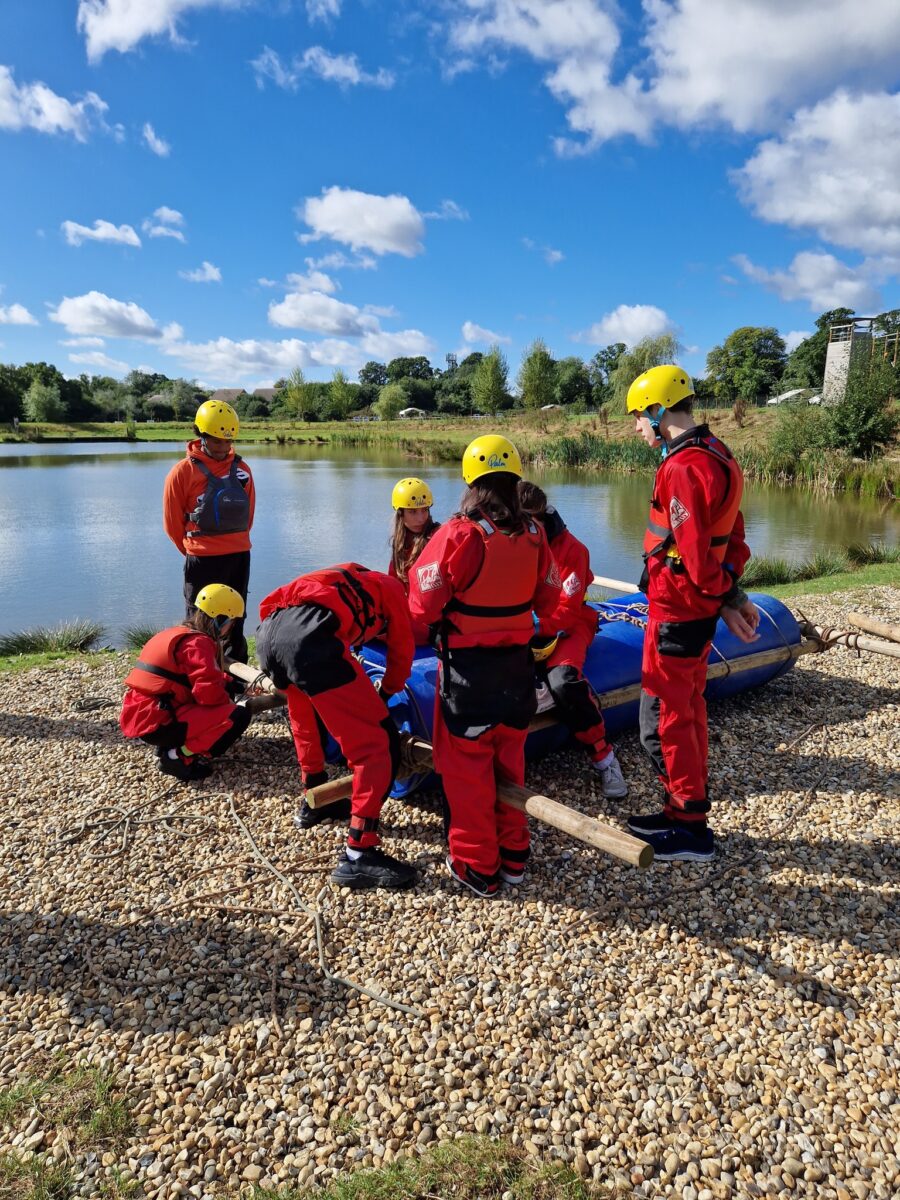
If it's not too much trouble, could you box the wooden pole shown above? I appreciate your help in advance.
[799,621,900,661]
[592,575,641,594]
[226,659,285,695]
[307,734,653,869]
[848,612,900,646]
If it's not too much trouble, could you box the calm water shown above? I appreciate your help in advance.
[1,441,897,643]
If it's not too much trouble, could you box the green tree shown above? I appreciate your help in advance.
[374,382,406,421]
[359,361,388,387]
[386,356,434,382]
[166,378,199,420]
[0,364,26,423]
[280,367,316,421]
[827,354,900,458]
[587,343,625,408]
[329,368,354,420]
[555,356,592,407]
[705,326,786,405]
[434,354,480,415]
[517,339,557,409]
[782,308,855,389]
[609,334,682,405]
[23,379,66,422]
[471,345,509,415]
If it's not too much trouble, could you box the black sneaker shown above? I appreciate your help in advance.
[640,825,715,862]
[627,811,673,836]
[446,856,499,898]
[156,747,211,782]
[293,797,352,830]
[331,847,417,890]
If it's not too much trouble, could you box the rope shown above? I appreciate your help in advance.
[225,792,424,1019]
[54,786,214,859]
[72,696,116,712]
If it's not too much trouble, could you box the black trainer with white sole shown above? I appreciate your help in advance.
[331,847,417,890]
[294,797,352,829]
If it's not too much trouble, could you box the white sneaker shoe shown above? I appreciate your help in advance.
[592,752,628,798]
[535,683,555,714]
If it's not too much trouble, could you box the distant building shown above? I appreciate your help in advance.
[209,388,247,405]
[398,406,428,419]
[823,318,900,404]
[252,388,278,404]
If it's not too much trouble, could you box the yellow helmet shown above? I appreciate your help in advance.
[531,634,559,663]
[626,365,694,414]
[195,399,239,440]
[462,434,523,485]
[195,584,244,621]
[391,477,434,510]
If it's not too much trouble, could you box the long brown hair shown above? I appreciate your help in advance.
[183,610,227,670]
[458,471,529,532]
[390,510,439,583]
[516,480,548,519]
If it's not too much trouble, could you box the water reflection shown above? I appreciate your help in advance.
[0,441,896,643]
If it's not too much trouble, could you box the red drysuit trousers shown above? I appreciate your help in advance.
[545,611,611,759]
[639,616,714,821]
[285,664,398,848]
[432,700,530,879]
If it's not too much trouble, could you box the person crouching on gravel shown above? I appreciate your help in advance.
[516,480,628,801]
[119,584,252,782]
[255,563,416,891]
[407,436,561,898]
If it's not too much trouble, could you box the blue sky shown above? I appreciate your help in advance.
[1,0,899,387]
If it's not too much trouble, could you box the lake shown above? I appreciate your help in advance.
[1,440,897,643]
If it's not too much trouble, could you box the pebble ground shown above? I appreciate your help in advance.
[1,586,897,1200]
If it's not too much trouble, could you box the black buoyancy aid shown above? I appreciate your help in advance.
[188,455,250,537]
[124,627,201,703]
[444,515,542,643]
[643,431,743,565]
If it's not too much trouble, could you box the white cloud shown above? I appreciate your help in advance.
[424,199,469,221]
[77,0,245,62]
[783,330,812,354]
[179,261,222,283]
[49,290,168,339]
[69,350,130,373]
[62,218,141,247]
[251,46,394,90]
[734,90,900,256]
[0,65,108,141]
[574,303,673,346]
[359,329,435,359]
[161,334,360,381]
[304,250,376,271]
[287,269,337,293]
[0,302,38,325]
[269,290,380,336]
[61,336,106,346]
[462,320,511,345]
[307,0,340,22]
[450,1,900,151]
[142,208,186,241]
[153,205,183,226]
[142,122,171,156]
[734,252,881,312]
[522,236,564,266]
[298,186,426,257]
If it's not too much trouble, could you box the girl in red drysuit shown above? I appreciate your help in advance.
[517,481,628,799]
[389,477,440,645]
[120,584,252,781]
[408,436,560,897]
[256,563,416,890]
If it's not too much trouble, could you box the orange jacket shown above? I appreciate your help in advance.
[163,439,256,556]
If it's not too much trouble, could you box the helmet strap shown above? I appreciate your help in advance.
[646,405,670,458]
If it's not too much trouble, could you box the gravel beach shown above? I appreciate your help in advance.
[1,585,897,1199]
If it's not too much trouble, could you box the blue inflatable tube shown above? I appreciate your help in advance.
[354,592,802,799]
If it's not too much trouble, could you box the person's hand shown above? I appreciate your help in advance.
[721,599,761,643]
[373,678,395,701]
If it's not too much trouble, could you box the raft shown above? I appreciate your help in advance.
[354,592,803,799]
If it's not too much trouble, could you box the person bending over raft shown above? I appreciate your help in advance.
[626,365,759,863]
[517,481,628,800]
[408,436,561,898]
[256,564,416,890]
[119,584,253,782]
[389,477,440,645]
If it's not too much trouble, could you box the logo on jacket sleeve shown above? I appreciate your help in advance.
[669,496,690,529]
[545,561,561,587]
[416,562,443,592]
[562,570,581,597]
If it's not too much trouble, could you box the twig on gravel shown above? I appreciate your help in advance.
[225,791,425,1019]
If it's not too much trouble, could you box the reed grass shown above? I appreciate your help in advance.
[743,543,897,587]
[121,622,162,651]
[846,540,900,566]
[0,619,106,656]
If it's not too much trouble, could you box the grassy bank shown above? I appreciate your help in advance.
[764,561,900,599]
